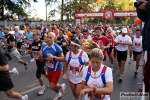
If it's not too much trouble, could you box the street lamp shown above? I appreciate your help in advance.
[46,4,48,21]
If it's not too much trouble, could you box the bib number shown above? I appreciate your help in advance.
[33,51,39,59]
[46,58,54,68]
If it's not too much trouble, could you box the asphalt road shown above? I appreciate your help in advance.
[0,53,144,100]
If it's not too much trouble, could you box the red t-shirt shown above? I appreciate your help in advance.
[106,35,114,47]
[92,36,109,57]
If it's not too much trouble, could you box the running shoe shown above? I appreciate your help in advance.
[134,71,138,75]
[24,95,28,100]
[53,92,62,100]
[12,67,19,75]
[24,62,29,70]
[38,86,45,96]
[30,58,35,62]
[119,75,123,82]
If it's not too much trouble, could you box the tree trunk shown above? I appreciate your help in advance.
[61,0,64,21]
[0,0,4,20]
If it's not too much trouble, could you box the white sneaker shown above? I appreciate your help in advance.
[53,92,62,100]
[38,86,45,95]
[12,67,19,75]
[24,95,28,100]
[30,58,35,62]
[61,83,66,96]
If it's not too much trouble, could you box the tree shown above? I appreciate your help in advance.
[0,0,37,20]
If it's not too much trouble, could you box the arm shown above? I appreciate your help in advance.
[38,50,44,62]
[44,33,47,42]
[61,38,69,47]
[54,52,65,62]
[3,41,15,47]
[0,64,9,71]
[63,60,69,75]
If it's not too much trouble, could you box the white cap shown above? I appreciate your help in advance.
[122,28,127,33]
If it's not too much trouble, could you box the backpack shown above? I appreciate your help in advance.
[85,65,107,86]
[68,51,84,65]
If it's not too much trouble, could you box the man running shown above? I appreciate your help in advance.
[132,29,142,75]
[39,32,66,100]
[27,30,48,95]
[114,28,132,82]
[0,46,28,100]
[93,27,110,63]
[14,26,24,54]
[2,27,28,70]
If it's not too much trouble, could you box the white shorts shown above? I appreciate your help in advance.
[9,47,21,62]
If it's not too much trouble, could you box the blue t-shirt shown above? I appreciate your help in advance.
[26,32,33,39]
[0,31,5,42]
[41,43,63,71]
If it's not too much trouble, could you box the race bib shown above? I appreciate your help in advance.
[33,51,39,59]
[46,58,54,68]
[135,43,141,48]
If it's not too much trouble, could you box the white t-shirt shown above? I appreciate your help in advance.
[65,50,89,84]
[133,36,142,52]
[82,65,113,100]
[88,29,94,34]
[114,35,132,51]
[15,32,23,42]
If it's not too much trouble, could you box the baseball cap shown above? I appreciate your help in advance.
[122,28,127,33]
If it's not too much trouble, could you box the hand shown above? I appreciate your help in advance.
[101,46,105,49]
[0,42,5,47]
[80,88,93,97]
[47,53,54,60]
[38,51,43,56]
[138,0,147,10]
[62,74,66,80]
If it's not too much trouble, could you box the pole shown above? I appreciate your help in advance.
[46,4,47,21]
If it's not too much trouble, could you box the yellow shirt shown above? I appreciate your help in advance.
[66,31,72,42]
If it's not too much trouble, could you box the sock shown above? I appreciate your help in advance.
[21,96,25,100]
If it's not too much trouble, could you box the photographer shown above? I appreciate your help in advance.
[136,0,150,92]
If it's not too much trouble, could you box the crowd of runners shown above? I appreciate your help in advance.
[0,23,143,100]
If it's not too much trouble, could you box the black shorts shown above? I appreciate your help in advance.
[17,42,22,49]
[133,51,142,56]
[0,72,14,91]
[117,50,127,62]
[36,60,46,79]
[107,47,114,54]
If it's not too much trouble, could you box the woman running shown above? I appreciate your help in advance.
[63,39,89,100]
[80,40,113,100]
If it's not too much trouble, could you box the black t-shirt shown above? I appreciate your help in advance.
[32,40,42,51]
[4,34,15,50]
[56,36,64,45]
[32,40,43,61]
[0,47,10,80]
[40,32,46,40]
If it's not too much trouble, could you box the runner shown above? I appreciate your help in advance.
[132,29,142,75]
[74,27,83,43]
[82,29,92,43]
[92,27,110,63]
[63,39,89,100]
[27,30,48,95]
[2,27,29,70]
[0,46,28,100]
[106,27,115,68]
[39,32,66,100]
[80,48,113,100]
[114,28,132,82]
[25,26,34,62]
[14,26,25,55]
[128,27,136,64]
[56,28,69,56]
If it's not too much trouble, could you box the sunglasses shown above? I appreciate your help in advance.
[33,34,36,36]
